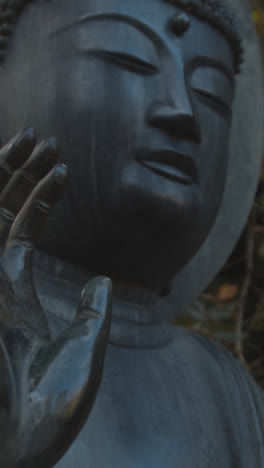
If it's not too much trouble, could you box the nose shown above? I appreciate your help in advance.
[148,74,201,143]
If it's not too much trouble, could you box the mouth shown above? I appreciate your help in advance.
[137,150,197,185]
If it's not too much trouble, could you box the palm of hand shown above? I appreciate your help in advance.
[0,129,112,468]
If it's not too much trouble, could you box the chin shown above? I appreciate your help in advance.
[82,209,208,292]
[104,172,202,250]
[38,173,221,291]
[102,193,223,290]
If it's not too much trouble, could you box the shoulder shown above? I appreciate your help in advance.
[170,325,257,385]
[171,326,264,433]
[169,325,237,366]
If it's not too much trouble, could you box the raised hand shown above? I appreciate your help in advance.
[0,129,112,468]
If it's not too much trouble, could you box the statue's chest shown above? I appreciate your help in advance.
[54,343,250,468]
[55,375,194,468]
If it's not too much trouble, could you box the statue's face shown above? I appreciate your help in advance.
[0,0,235,288]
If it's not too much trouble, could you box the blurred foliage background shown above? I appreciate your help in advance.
[175,0,264,387]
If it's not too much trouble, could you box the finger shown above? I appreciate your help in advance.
[0,137,59,247]
[1,165,67,338]
[0,137,60,218]
[75,276,112,329]
[0,128,36,193]
[61,276,112,391]
[3,164,68,285]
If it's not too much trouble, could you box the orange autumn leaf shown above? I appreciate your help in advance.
[252,9,264,36]
[217,284,239,302]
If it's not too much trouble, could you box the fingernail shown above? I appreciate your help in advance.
[7,128,35,149]
[15,127,35,142]
[44,136,59,151]
[52,163,68,181]
[33,137,59,156]
[81,277,112,317]
[23,127,35,139]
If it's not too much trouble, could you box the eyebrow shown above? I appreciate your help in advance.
[56,12,165,49]
[55,12,235,82]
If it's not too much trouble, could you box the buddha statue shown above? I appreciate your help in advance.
[0,0,263,467]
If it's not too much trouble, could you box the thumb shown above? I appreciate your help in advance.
[30,277,112,396]
[75,276,112,329]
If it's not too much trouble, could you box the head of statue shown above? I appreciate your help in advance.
[0,0,243,291]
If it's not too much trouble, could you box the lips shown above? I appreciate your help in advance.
[137,150,197,185]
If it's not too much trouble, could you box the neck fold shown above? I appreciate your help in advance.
[33,250,174,349]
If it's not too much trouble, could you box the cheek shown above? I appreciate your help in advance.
[50,61,151,210]
[58,58,146,124]
[54,60,149,169]
[199,113,230,196]
[74,64,150,183]
[193,106,231,233]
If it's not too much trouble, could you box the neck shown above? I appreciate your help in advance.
[33,250,174,348]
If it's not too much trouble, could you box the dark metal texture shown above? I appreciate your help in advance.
[0,0,262,466]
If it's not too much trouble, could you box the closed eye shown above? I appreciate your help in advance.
[101,51,158,74]
[193,88,231,113]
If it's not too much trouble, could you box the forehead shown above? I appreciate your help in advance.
[38,0,234,69]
